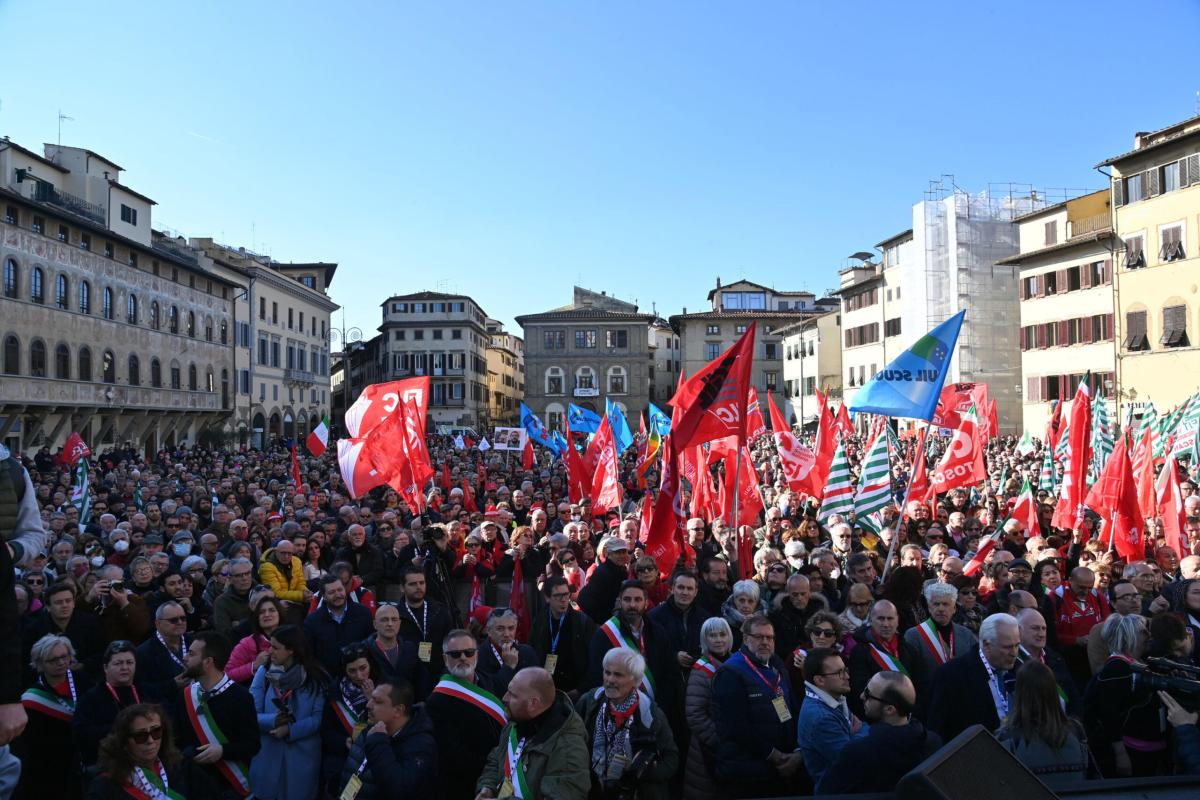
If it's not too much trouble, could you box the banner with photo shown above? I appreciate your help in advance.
[492,427,527,451]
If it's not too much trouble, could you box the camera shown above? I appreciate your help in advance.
[109,580,124,593]
[1131,658,1200,710]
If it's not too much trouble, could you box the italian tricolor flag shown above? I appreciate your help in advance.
[306,416,331,457]
[1010,478,1040,535]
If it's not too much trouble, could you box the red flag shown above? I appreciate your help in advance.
[460,478,478,513]
[766,391,817,496]
[1010,480,1039,534]
[722,446,763,528]
[510,555,530,642]
[291,445,303,489]
[398,397,434,512]
[522,438,534,471]
[1132,425,1156,520]
[57,432,91,467]
[964,530,1002,577]
[746,388,768,441]
[987,398,999,439]
[932,383,989,432]
[1053,380,1093,530]
[644,437,684,574]
[810,391,838,500]
[358,410,411,497]
[835,402,854,439]
[589,416,623,515]
[1046,399,1064,451]
[563,416,589,504]
[1086,436,1143,560]
[907,428,932,504]
[440,462,452,492]
[1158,456,1188,559]
[930,405,986,494]
[638,487,654,542]
[463,435,475,449]
[669,323,756,451]
[336,438,387,499]
[343,377,430,438]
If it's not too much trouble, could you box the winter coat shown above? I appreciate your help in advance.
[684,659,729,800]
[477,692,590,800]
[249,665,326,800]
[817,720,943,794]
[338,705,438,800]
[796,683,867,787]
[575,689,679,800]
[227,633,270,684]
[259,550,307,603]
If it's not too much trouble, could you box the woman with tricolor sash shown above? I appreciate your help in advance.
[87,703,217,799]
[683,618,733,800]
[15,633,85,799]
[319,644,378,796]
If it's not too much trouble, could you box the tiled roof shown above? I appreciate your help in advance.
[517,307,654,324]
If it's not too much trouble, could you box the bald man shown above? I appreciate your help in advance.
[818,672,942,794]
[846,599,921,719]
[475,668,590,800]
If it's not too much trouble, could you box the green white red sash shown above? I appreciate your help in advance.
[867,642,908,675]
[600,617,657,698]
[915,619,953,665]
[123,762,185,800]
[331,694,361,735]
[183,681,251,797]
[504,726,532,798]
[21,685,74,722]
[692,657,717,678]
[432,675,508,726]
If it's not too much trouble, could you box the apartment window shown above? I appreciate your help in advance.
[412,303,426,312]
[394,330,406,341]
[286,345,295,370]
[1124,173,1144,204]
[102,287,113,319]
[54,274,68,309]
[128,354,140,386]
[543,330,565,350]
[414,330,424,341]
[2,259,16,298]
[608,366,627,394]
[30,267,44,303]
[1043,271,1058,295]
[104,241,113,259]
[120,204,138,225]
[238,322,250,347]
[151,359,162,388]
[54,344,69,379]
[78,347,91,381]
[432,329,443,340]
[575,367,596,390]
[764,343,777,359]
[3,205,15,224]
[545,368,565,395]
[1088,260,1108,286]
[606,330,628,348]
[705,343,721,360]
[220,321,228,344]
[129,252,138,268]
[575,330,597,349]
[32,216,44,234]
[258,338,269,365]
[1160,224,1186,262]
[705,325,720,335]
[452,329,462,340]
[847,369,856,388]
[271,341,281,367]
[1162,305,1189,348]
[1124,310,1149,351]
[239,369,250,393]
[55,224,68,243]
[1044,220,1057,246]
[735,325,748,334]
[29,340,46,377]
[764,371,778,391]
[1124,235,1145,269]
[102,350,115,383]
[127,293,138,324]
[1162,160,1182,194]
[186,311,195,337]
[300,276,316,289]
[885,317,902,337]
[271,302,278,324]
[259,297,266,319]
[287,308,293,329]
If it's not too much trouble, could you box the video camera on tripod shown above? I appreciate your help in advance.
[1131,656,1200,710]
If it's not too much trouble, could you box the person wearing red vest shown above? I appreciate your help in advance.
[1052,567,1110,689]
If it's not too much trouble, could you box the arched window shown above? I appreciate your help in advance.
[30,267,44,303]
[79,280,91,314]
[128,354,140,386]
[219,320,228,344]
[127,293,138,324]
[574,366,596,391]
[150,301,159,329]
[55,344,70,379]
[607,365,628,394]
[545,402,566,432]
[78,347,92,381]
[168,306,178,333]
[205,318,213,342]
[188,364,198,391]
[3,259,17,298]
[545,366,564,395]
[187,311,196,337]
[151,358,162,388]
[30,340,46,377]
[54,274,68,309]
[170,362,181,389]
[206,368,215,392]
[102,287,114,319]
[102,350,115,383]
[2,336,18,375]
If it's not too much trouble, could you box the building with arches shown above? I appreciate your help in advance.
[0,138,239,453]
[517,286,654,431]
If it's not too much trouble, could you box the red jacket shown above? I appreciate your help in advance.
[1053,585,1110,647]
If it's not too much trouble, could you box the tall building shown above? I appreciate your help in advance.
[836,232,909,412]
[1000,190,1115,436]
[192,240,338,449]
[778,309,842,428]
[648,317,679,408]
[0,138,240,453]
[671,279,837,407]
[517,287,654,430]
[485,318,524,427]
[1101,115,1200,412]
[331,334,386,424]
[378,291,490,431]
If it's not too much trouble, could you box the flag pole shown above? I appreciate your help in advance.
[882,418,931,581]
[731,445,743,580]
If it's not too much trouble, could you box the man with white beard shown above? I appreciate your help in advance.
[424,629,508,800]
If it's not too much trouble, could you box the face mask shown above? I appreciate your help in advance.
[90,555,105,568]
[113,539,129,553]
[173,544,191,558]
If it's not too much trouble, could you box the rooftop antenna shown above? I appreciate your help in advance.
[57,110,74,147]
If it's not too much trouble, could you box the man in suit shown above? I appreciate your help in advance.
[846,599,921,719]
[903,583,977,704]
[475,607,538,698]
[928,613,1021,740]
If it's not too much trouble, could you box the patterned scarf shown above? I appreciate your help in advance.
[591,692,639,783]
[337,676,369,718]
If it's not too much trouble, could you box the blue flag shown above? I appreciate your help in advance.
[849,310,965,421]
[551,430,569,457]
[521,403,559,454]
[648,402,672,438]
[606,398,635,453]
[568,403,602,434]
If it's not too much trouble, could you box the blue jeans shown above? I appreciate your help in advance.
[0,745,20,800]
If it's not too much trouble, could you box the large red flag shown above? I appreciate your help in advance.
[723,446,763,528]
[336,438,387,499]
[522,438,535,471]
[563,416,589,504]
[57,432,91,467]
[1158,455,1188,559]
[440,462,452,492]
[1053,380,1093,530]
[460,478,478,513]
[1046,399,1064,451]
[1086,436,1143,560]
[291,444,303,489]
[746,388,768,442]
[809,392,838,500]
[835,402,854,439]
[669,323,756,451]
[589,416,623,515]
[932,383,990,432]
[398,397,434,512]
[766,391,817,495]
[344,377,431,438]
[644,437,684,574]
[929,406,986,494]
[361,409,412,494]
[1132,425,1156,520]
[987,399,999,440]
[907,428,932,504]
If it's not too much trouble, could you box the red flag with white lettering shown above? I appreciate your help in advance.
[589,416,623,515]
[344,378,430,438]
[766,391,817,495]
[929,405,986,495]
[746,388,768,442]
[669,324,756,451]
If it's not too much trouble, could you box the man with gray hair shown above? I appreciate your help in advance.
[135,601,190,699]
[476,607,538,697]
[928,612,1020,740]
[904,582,976,701]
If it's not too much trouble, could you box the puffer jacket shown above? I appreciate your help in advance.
[259,549,307,603]
[338,705,438,800]
[684,659,729,800]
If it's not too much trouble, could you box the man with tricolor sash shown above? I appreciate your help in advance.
[426,629,507,800]
[585,582,673,715]
[846,600,921,719]
[1014,608,1081,718]
[476,667,589,800]
[902,583,976,704]
[177,631,259,799]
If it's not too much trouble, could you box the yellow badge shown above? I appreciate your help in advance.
[498,778,515,798]
[339,774,363,800]
[418,641,432,662]
[772,695,792,723]
[544,654,558,674]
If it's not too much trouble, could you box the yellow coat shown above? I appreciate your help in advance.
[258,550,307,602]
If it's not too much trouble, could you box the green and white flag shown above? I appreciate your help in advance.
[853,430,892,533]
[70,459,91,525]
[1038,444,1057,493]
[1091,391,1113,477]
[820,440,856,521]
[1016,430,1036,457]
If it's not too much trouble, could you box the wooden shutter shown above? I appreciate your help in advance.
[1026,376,1040,402]
[1105,314,1114,340]
[1058,269,1070,294]
[1147,168,1161,197]
[1080,262,1092,289]
[1102,259,1112,283]
[1036,275,1045,297]
[1188,154,1200,186]
[1058,320,1069,345]
[1114,179,1125,207]
[1019,278,1027,300]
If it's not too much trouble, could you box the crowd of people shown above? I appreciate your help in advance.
[1,427,1200,800]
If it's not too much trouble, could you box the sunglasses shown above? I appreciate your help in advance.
[560,556,576,565]
[341,645,370,659]
[466,542,482,549]
[161,615,187,624]
[808,627,837,638]
[128,725,164,744]
[444,647,477,659]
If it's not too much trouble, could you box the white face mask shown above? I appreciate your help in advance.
[113,539,129,553]
[173,543,191,558]
[90,556,105,568]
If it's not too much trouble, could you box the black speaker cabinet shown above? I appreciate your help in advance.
[897,725,1058,800]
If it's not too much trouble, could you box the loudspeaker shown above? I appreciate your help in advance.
[896,725,1057,800]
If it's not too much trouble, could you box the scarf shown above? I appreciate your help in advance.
[592,692,638,783]
[337,676,369,718]
[266,663,307,699]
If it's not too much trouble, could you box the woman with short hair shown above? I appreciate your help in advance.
[722,580,764,651]
[684,618,733,800]
[17,634,84,798]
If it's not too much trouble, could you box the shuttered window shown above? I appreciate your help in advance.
[1125,310,1148,351]
[1162,305,1188,348]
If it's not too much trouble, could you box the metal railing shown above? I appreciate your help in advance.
[33,183,105,225]
[283,368,318,384]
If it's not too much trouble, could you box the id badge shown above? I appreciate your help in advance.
[544,654,558,674]
[339,774,363,800]
[772,694,792,723]
[418,641,432,662]
[498,778,515,798]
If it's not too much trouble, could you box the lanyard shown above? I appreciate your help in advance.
[548,609,564,654]
[105,682,141,707]
[741,654,782,696]
[376,639,399,665]
[156,631,187,668]
[979,646,1009,719]
[405,602,428,639]
[48,671,77,706]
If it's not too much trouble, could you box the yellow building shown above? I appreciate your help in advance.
[1101,115,1200,411]
[1000,190,1116,436]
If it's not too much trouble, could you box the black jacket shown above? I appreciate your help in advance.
[84,761,220,800]
[303,601,375,677]
[335,542,385,592]
[529,607,597,694]
[23,609,107,683]
[395,599,454,686]
[339,705,438,800]
[363,634,427,699]
[768,597,817,660]
[927,650,1008,740]
[710,649,799,794]
[72,681,156,765]
[846,627,922,719]
[173,679,261,795]
[584,616,678,719]
[476,640,539,698]
[424,673,505,800]
[134,634,189,706]
[577,560,627,623]
[0,513,20,705]
[818,720,944,794]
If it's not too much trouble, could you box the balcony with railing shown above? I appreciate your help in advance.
[284,368,319,384]
[1068,213,1111,238]
[0,376,219,411]
[32,183,105,225]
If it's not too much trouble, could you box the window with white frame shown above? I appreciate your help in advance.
[545,366,564,395]
[575,366,596,390]
[608,366,627,394]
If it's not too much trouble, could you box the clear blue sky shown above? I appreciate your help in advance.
[2,1,1196,340]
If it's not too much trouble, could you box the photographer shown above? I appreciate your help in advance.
[576,647,678,800]
[81,564,151,645]
[1159,691,1200,774]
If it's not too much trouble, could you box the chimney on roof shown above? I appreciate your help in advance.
[716,277,721,289]
[682,306,687,315]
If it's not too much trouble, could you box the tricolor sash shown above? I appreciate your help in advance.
[600,617,657,698]
[691,657,717,679]
[124,763,186,800]
[331,695,361,735]
[504,726,532,799]
[867,643,908,675]
[183,682,252,797]
[914,620,953,666]
[432,675,508,726]
[21,686,73,722]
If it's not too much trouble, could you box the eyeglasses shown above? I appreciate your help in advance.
[1115,591,1141,601]
[230,570,253,579]
[636,565,657,574]
[808,628,837,638]
[861,688,886,704]
[768,565,787,573]
[817,667,849,677]
[560,556,576,565]
[549,591,571,600]
[161,615,187,624]
[128,725,164,744]
[444,647,478,659]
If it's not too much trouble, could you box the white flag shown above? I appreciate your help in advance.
[478,437,491,451]
[454,435,465,450]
